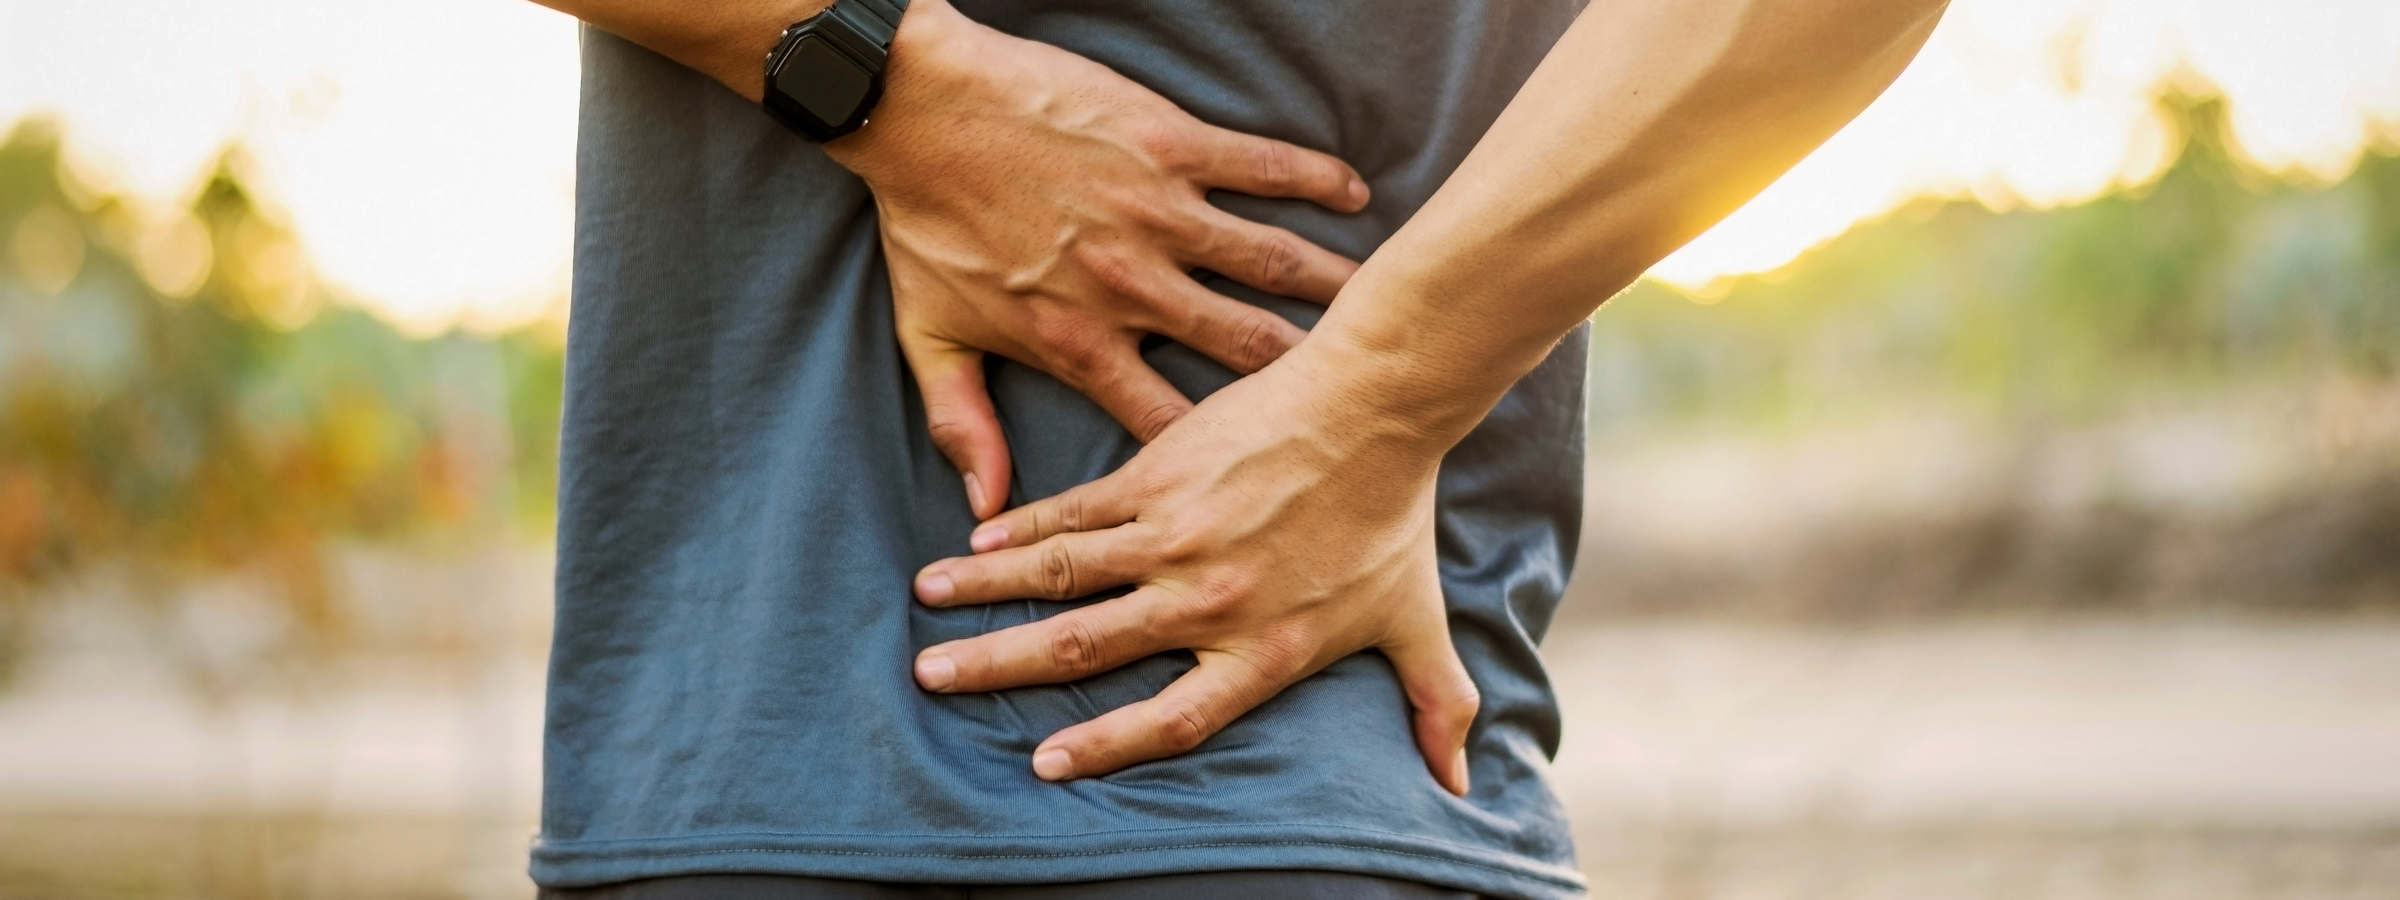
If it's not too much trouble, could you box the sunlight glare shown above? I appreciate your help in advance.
[2,0,2395,324]
[1651,0,2400,292]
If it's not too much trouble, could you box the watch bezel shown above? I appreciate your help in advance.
[763,8,888,142]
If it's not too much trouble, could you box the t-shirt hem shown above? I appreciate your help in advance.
[529,824,1587,900]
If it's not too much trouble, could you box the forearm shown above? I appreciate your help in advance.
[1310,0,1948,443]
[526,0,830,100]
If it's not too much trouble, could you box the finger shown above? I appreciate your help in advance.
[1052,342,1192,443]
[1384,627,1481,798]
[964,467,1139,554]
[1185,207,1360,304]
[1136,274,1307,374]
[1192,130,1371,214]
[914,526,1151,606]
[1028,648,1290,781]
[902,340,1012,520]
[913,589,1181,693]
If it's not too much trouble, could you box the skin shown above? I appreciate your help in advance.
[532,0,1371,519]
[533,0,1950,796]
[912,0,1953,793]
[828,3,1368,516]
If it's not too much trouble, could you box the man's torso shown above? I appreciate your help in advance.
[541,3,1590,898]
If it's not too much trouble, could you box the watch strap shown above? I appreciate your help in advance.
[823,0,909,59]
[850,0,908,34]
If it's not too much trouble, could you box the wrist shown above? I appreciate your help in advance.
[1269,329,1488,465]
[1280,278,1550,457]
[818,0,976,168]
[533,0,832,102]
[694,0,835,102]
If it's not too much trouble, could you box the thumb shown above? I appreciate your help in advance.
[1384,616,1480,798]
[906,340,1012,520]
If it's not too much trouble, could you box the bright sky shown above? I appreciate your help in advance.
[3,0,2397,331]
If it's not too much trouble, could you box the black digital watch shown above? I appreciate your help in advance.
[762,0,913,142]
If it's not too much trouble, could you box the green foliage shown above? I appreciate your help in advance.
[0,117,563,680]
[1591,86,2400,432]
[3,77,2395,675]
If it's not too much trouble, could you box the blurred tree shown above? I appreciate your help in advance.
[0,116,563,689]
[1590,79,2400,430]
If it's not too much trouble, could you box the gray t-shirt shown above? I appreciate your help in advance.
[536,3,1590,899]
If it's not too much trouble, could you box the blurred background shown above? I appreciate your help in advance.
[1,0,2396,897]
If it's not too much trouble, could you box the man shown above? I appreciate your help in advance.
[526,0,1947,898]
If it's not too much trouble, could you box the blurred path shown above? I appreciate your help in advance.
[1547,618,2400,900]
[1549,619,2400,826]
[1,616,2395,897]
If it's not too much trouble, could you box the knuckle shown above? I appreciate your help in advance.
[1034,320,1114,374]
[1038,541,1081,599]
[1420,665,1482,727]
[1083,249,1146,298]
[1129,467,1178,506]
[1061,342,1118,376]
[1129,121,1185,167]
[1155,700,1211,753]
[1448,670,1484,715]
[1232,314,1290,371]
[1119,198,1170,235]
[1448,689,1484,725]
[1151,527,1203,566]
[1184,578,1243,619]
[1047,617,1106,678]
[1171,583,1243,632]
[922,406,978,449]
[1243,628,1314,681]
[1251,234,1302,293]
[1055,494,1086,533]
[1131,399,1185,441]
[1160,203,1214,247]
[1253,141,1295,192]
[1030,314,1082,349]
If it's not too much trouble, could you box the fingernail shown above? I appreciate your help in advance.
[1347,178,1369,207]
[1450,748,1471,796]
[1032,747,1074,781]
[915,653,956,691]
[969,524,1007,553]
[916,571,954,604]
[963,472,985,512]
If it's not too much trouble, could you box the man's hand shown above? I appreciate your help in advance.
[826,0,1371,518]
[524,0,1370,520]
[904,344,1479,796]
[891,0,1946,789]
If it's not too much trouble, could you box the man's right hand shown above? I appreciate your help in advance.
[822,0,1371,519]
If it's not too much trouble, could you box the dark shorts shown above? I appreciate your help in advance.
[540,872,1479,900]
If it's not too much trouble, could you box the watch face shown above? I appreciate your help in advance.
[776,36,873,127]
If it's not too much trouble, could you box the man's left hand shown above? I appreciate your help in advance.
[905,341,1479,796]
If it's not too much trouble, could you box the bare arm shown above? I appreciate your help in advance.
[1321,0,1951,441]
[914,0,1951,791]
[524,0,821,101]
